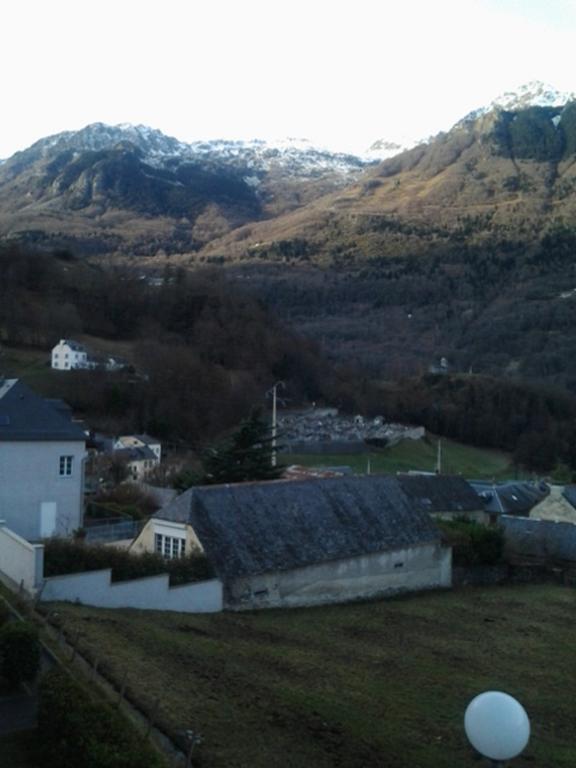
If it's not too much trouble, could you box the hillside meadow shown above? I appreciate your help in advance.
[284,435,515,480]
[44,585,576,768]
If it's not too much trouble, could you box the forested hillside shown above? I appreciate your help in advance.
[0,246,375,442]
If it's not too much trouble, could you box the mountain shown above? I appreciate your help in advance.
[202,81,576,263]
[193,83,576,389]
[0,124,372,255]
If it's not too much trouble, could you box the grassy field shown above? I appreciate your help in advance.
[45,585,576,768]
[285,435,516,480]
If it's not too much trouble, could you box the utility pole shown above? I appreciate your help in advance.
[266,381,285,467]
[436,437,442,474]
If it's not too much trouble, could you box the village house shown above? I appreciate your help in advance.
[131,475,452,609]
[51,339,88,370]
[397,474,486,524]
[51,339,128,372]
[0,378,86,540]
[113,435,161,480]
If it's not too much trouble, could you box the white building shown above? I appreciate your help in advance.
[51,339,88,370]
[0,379,86,541]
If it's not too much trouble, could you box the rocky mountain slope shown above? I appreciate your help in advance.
[192,84,576,389]
[200,83,576,264]
[0,124,372,255]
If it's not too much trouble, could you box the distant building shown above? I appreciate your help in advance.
[51,339,88,370]
[0,378,86,540]
[51,339,129,373]
[113,435,161,480]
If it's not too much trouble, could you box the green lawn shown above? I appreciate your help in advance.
[284,435,515,480]
[44,585,576,768]
[0,346,55,388]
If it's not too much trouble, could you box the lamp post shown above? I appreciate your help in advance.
[464,691,530,766]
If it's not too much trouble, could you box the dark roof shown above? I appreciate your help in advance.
[470,481,549,515]
[161,475,442,579]
[60,339,86,352]
[115,446,158,462]
[562,486,576,510]
[397,474,482,513]
[0,379,85,442]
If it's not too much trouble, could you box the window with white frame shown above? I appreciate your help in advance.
[59,455,73,476]
[154,533,186,559]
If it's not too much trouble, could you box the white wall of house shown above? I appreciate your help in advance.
[227,543,452,610]
[0,521,44,593]
[40,569,223,612]
[0,440,86,541]
[51,340,88,370]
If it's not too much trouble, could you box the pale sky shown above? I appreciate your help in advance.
[1,0,575,158]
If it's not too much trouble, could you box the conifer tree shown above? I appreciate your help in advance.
[202,408,283,484]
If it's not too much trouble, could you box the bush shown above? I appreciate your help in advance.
[43,538,214,585]
[87,483,160,521]
[38,669,167,768]
[0,621,40,688]
[0,600,11,628]
[438,518,504,566]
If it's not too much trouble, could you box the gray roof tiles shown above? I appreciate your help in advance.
[397,474,482,513]
[0,379,85,442]
[161,475,443,579]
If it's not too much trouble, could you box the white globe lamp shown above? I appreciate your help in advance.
[464,691,530,765]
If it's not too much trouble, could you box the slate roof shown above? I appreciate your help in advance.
[59,339,86,352]
[397,474,482,513]
[115,446,158,462]
[161,475,442,579]
[0,379,86,442]
[562,485,576,510]
[470,481,549,516]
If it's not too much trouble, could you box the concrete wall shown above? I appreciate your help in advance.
[0,440,85,541]
[502,515,576,563]
[228,542,451,610]
[41,569,223,613]
[0,521,44,594]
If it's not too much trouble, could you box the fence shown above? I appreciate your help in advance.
[41,569,223,613]
[84,517,144,543]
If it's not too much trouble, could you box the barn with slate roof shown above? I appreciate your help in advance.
[144,475,452,609]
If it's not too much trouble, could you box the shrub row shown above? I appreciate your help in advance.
[44,538,215,585]
[437,519,504,566]
[38,668,167,768]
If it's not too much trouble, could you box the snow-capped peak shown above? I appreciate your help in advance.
[490,81,576,111]
[461,81,576,125]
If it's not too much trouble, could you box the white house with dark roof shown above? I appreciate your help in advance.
[132,475,452,609]
[0,379,86,540]
[113,435,161,479]
[51,339,89,370]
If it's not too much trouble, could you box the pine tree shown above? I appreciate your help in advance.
[201,409,284,485]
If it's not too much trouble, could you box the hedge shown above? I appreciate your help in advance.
[44,538,214,585]
[38,668,167,768]
[438,518,504,566]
